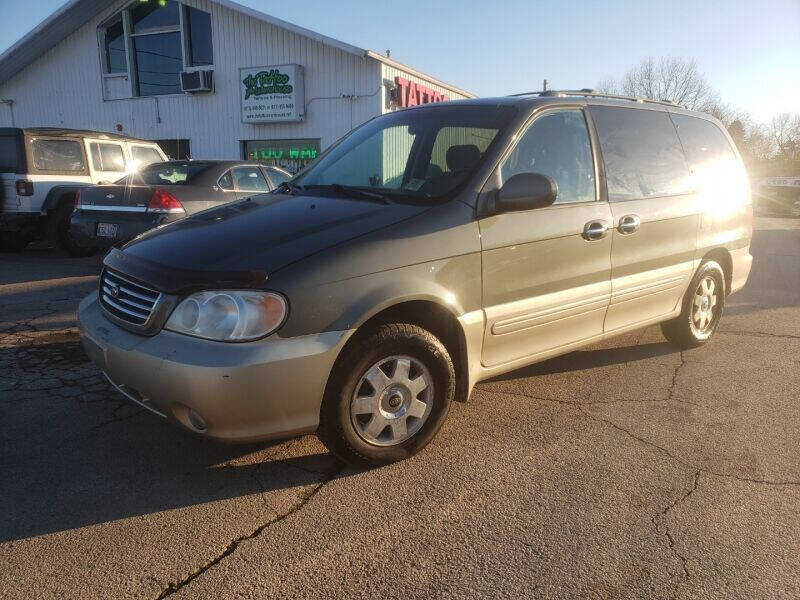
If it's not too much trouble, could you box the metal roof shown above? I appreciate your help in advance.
[0,0,474,98]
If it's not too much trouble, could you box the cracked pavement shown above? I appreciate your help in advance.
[1,218,799,599]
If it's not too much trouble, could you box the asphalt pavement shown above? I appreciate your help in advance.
[1,218,798,599]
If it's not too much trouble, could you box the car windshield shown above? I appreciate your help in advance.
[118,162,213,185]
[294,105,515,202]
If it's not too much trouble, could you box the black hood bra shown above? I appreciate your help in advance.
[109,193,430,293]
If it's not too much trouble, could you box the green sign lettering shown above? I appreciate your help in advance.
[243,69,293,99]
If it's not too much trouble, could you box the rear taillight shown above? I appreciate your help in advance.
[15,180,33,196]
[147,188,184,213]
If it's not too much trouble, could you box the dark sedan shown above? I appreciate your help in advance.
[70,160,291,249]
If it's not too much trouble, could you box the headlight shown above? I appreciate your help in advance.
[165,291,287,342]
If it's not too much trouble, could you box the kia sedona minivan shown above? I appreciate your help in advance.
[78,91,752,467]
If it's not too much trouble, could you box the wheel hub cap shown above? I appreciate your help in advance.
[350,355,434,447]
[692,275,718,333]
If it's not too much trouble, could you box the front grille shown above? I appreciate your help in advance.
[99,269,161,326]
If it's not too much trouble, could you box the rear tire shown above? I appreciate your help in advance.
[47,200,96,257]
[661,260,726,349]
[318,323,455,468]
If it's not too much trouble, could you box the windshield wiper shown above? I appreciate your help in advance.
[305,184,391,204]
[273,181,304,195]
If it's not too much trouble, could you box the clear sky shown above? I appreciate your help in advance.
[1,0,797,123]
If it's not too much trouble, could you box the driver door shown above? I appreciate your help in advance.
[479,107,613,368]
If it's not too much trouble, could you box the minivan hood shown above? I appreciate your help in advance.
[113,193,430,291]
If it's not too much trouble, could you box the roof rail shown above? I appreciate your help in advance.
[509,89,682,108]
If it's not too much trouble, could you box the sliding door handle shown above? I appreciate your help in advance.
[618,214,641,234]
[583,220,610,241]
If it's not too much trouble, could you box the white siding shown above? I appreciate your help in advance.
[0,0,383,158]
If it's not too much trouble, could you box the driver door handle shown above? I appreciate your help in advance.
[583,220,610,241]
[618,214,641,235]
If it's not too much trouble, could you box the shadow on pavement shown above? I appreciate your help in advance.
[487,340,677,383]
[0,337,345,543]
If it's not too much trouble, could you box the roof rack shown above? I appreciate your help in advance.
[509,89,682,108]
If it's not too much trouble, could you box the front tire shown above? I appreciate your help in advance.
[318,323,455,468]
[47,200,96,257]
[661,260,726,349]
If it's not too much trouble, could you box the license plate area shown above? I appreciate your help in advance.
[97,222,118,238]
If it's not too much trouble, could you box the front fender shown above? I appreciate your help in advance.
[274,252,482,339]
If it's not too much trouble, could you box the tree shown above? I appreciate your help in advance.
[597,57,716,110]
[767,112,800,160]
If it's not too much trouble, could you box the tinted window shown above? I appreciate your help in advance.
[131,146,163,168]
[501,109,595,204]
[264,168,290,187]
[671,114,747,202]
[671,115,738,172]
[217,171,234,190]
[90,143,126,172]
[232,167,269,192]
[590,106,690,200]
[133,33,182,96]
[130,0,179,33]
[132,162,212,185]
[186,7,213,66]
[31,139,85,172]
[104,18,126,73]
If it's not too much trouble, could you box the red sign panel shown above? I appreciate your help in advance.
[394,76,450,108]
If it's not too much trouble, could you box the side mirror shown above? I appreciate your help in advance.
[495,172,558,213]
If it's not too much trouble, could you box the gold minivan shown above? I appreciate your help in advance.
[79,90,752,467]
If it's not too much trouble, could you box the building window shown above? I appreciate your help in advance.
[185,7,213,66]
[243,139,321,173]
[99,1,213,98]
[103,17,127,74]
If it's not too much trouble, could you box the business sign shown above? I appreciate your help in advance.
[393,76,450,108]
[240,64,305,123]
[243,138,320,172]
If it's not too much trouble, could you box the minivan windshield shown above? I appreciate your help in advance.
[294,105,516,202]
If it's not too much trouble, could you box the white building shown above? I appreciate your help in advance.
[0,0,473,170]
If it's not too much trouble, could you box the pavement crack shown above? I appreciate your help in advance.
[652,470,701,590]
[500,391,800,488]
[154,463,344,599]
[719,329,800,341]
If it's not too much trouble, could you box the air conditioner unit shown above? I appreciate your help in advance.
[181,70,213,93]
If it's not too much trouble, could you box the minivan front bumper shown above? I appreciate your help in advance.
[78,293,353,442]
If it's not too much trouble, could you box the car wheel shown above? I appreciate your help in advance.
[47,200,96,257]
[0,232,32,252]
[318,323,455,468]
[661,260,726,349]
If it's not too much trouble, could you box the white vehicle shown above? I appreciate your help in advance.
[0,128,167,254]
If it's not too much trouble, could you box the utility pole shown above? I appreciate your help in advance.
[542,79,548,92]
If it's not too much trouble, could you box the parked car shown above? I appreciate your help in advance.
[0,128,167,254]
[70,160,291,250]
[78,91,753,467]
[753,177,800,217]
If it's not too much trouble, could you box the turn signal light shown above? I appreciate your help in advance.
[147,188,184,213]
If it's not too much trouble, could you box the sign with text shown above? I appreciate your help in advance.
[240,64,305,123]
[393,76,450,108]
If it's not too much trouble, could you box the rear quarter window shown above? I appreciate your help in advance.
[30,138,86,172]
[590,106,690,201]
